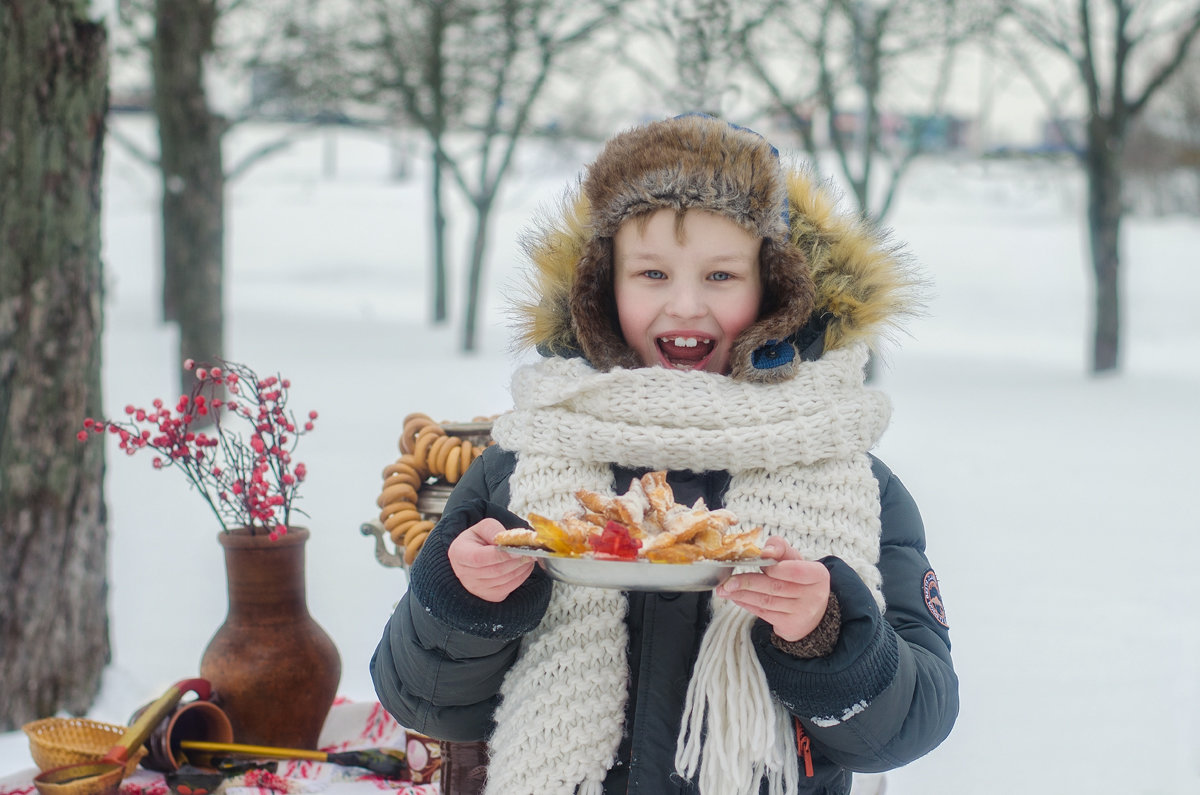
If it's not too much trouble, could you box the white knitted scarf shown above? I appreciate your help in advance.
[485,344,891,795]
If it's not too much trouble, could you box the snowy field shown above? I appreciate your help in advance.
[3,115,1199,795]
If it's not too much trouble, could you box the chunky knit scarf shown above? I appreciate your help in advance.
[486,344,891,795]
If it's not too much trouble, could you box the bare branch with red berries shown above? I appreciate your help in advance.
[79,359,317,539]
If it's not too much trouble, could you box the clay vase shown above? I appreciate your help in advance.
[199,527,341,749]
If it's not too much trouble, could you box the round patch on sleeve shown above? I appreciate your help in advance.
[922,569,949,628]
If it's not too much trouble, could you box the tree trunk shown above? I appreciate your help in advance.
[0,0,111,729]
[154,0,226,397]
[1084,125,1124,374]
[429,1,449,326]
[432,144,449,324]
[461,197,495,353]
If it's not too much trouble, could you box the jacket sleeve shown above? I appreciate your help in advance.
[370,446,553,742]
[751,455,959,771]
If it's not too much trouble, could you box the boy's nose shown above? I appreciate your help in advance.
[665,285,705,319]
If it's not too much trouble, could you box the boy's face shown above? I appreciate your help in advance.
[613,208,762,375]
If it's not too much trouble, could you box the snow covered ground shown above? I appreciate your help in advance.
[3,116,1198,795]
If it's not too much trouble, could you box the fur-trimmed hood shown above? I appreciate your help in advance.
[512,117,921,381]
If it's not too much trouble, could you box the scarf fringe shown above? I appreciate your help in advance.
[675,600,800,795]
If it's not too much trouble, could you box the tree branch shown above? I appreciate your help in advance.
[995,29,1085,156]
[1128,6,1200,118]
[105,120,160,169]
[226,127,314,182]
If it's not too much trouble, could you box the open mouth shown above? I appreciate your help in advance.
[657,336,715,371]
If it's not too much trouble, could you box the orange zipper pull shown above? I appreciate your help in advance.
[793,717,814,777]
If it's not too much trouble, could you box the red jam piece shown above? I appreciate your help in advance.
[588,520,642,560]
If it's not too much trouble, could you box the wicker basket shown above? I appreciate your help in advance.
[23,717,148,775]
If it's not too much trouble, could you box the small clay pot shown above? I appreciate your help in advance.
[132,700,234,772]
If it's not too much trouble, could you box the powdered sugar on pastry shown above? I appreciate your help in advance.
[493,527,542,548]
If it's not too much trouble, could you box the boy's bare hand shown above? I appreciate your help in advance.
[448,518,537,602]
[713,536,831,642]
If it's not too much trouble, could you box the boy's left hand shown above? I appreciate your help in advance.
[713,536,830,642]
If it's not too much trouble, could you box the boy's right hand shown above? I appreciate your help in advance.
[448,517,537,602]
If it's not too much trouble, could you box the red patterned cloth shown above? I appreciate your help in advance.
[1,700,439,795]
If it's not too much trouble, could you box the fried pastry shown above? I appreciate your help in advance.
[495,472,763,562]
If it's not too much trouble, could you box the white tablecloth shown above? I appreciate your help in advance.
[0,700,439,795]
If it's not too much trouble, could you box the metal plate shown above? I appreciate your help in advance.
[502,547,777,592]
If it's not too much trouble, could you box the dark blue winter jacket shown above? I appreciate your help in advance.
[371,445,958,794]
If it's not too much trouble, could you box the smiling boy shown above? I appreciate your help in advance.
[372,114,958,795]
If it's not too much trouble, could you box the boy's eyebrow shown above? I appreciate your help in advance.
[620,251,756,266]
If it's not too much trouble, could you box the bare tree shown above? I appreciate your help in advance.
[620,0,754,116]
[740,0,996,223]
[0,0,110,728]
[1148,45,1200,206]
[1104,20,1200,214]
[152,0,228,400]
[341,0,485,326]
[1006,0,1200,373]
[353,0,622,351]
[113,0,323,398]
[1124,105,1200,214]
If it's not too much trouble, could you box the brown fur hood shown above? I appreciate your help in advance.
[511,122,922,382]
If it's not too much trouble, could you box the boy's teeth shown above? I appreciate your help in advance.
[658,335,713,368]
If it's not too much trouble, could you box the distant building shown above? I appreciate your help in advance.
[899,114,973,153]
[779,108,972,153]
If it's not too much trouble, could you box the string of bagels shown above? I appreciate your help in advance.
[376,412,495,565]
